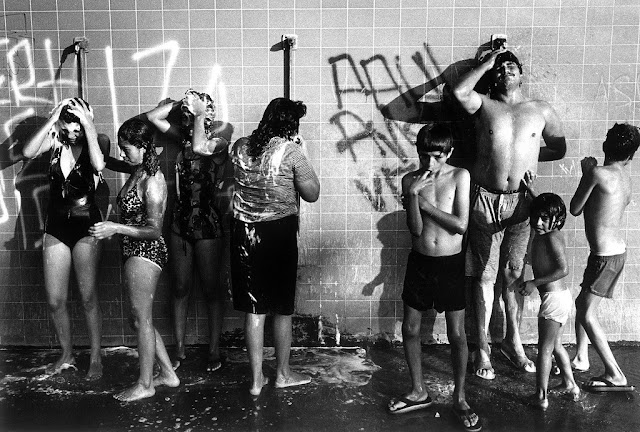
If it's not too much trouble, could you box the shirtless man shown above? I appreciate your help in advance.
[452,48,566,379]
[389,124,481,431]
[570,123,639,392]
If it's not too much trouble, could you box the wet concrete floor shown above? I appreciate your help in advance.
[1,343,639,431]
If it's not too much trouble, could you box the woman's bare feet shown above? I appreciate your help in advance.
[86,360,103,381]
[114,382,156,402]
[275,370,311,389]
[45,355,77,375]
[250,374,269,396]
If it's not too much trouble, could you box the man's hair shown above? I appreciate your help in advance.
[416,123,453,154]
[530,193,566,231]
[492,50,523,74]
[602,123,640,162]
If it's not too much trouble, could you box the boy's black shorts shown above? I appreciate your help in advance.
[402,250,466,313]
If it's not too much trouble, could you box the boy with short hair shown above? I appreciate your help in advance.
[519,189,580,409]
[389,124,481,432]
[569,123,640,392]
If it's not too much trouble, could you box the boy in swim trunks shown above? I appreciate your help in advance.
[518,190,580,409]
[569,123,640,392]
[388,124,481,432]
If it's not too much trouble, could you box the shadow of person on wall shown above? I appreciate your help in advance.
[1,115,52,266]
[361,210,438,343]
[380,42,495,172]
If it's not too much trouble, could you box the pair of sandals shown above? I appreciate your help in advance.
[387,396,482,431]
[472,347,536,380]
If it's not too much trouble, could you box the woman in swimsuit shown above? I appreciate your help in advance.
[90,118,179,401]
[22,98,108,380]
[145,90,230,372]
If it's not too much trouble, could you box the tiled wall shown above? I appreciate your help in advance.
[1,0,639,347]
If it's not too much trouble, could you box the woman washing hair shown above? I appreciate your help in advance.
[22,97,108,380]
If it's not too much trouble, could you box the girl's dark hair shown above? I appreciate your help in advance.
[118,117,158,176]
[603,123,640,162]
[59,97,90,124]
[247,98,306,158]
[530,192,566,230]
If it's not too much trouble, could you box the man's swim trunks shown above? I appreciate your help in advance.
[538,289,572,325]
[465,183,531,282]
[402,250,466,313]
[580,252,626,299]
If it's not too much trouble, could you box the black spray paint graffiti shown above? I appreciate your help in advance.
[327,44,470,211]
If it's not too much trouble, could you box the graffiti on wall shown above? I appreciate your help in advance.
[0,34,229,251]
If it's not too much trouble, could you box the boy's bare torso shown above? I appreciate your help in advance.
[408,165,464,256]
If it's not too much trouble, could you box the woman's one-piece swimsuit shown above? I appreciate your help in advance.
[172,139,226,242]
[117,183,168,269]
[45,144,101,248]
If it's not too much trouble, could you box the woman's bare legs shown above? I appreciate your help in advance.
[169,231,193,366]
[245,312,268,396]
[115,257,179,402]
[72,236,103,380]
[197,237,225,366]
[43,235,74,373]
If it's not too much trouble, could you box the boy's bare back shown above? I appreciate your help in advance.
[570,157,631,255]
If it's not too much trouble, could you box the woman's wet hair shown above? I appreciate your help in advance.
[118,117,159,176]
[416,123,453,154]
[181,89,216,137]
[59,97,90,124]
[602,122,640,162]
[247,98,307,158]
[530,192,566,231]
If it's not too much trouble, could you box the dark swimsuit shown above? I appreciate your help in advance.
[171,138,227,243]
[45,144,102,248]
[118,183,168,269]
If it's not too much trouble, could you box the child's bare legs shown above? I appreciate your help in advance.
[391,305,429,406]
[575,291,627,385]
[551,325,580,399]
[571,319,590,371]
[534,317,561,409]
[245,313,268,396]
[446,309,480,429]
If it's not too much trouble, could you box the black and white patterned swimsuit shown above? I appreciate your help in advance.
[117,185,168,269]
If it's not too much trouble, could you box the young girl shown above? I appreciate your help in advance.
[519,189,580,409]
[90,118,179,401]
